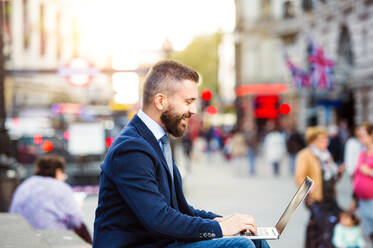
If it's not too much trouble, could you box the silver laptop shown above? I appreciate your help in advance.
[237,176,314,240]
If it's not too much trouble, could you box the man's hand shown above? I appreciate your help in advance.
[213,215,233,223]
[213,217,224,222]
[218,213,257,236]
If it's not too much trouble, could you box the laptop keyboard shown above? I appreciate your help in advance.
[238,228,272,237]
[257,228,270,236]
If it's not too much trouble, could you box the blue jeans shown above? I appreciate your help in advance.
[272,162,279,176]
[289,154,296,175]
[247,149,256,175]
[167,237,270,248]
[359,199,373,236]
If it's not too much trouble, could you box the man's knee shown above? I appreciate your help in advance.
[221,237,270,248]
[233,238,256,248]
[252,239,270,248]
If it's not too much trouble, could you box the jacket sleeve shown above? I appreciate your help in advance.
[188,205,222,220]
[108,149,222,241]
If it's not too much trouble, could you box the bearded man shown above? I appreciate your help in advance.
[93,60,269,248]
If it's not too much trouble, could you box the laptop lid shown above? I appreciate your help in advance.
[275,176,314,236]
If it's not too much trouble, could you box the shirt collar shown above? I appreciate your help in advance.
[137,109,166,141]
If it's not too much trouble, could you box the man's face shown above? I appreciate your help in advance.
[161,80,197,137]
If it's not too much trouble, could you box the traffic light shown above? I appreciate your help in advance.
[201,89,212,111]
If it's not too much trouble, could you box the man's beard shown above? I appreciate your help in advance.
[160,106,191,137]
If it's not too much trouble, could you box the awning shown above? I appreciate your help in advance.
[236,84,289,96]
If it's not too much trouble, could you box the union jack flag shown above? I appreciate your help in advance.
[285,54,310,88]
[307,39,335,90]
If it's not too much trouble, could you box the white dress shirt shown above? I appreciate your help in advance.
[137,109,166,153]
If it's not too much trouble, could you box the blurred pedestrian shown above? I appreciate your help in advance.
[9,155,92,244]
[295,126,345,248]
[263,124,286,176]
[222,133,233,161]
[339,120,351,145]
[332,211,366,248]
[181,130,193,173]
[286,127,305,175]
[351,123,373,246]
[205,126,222,153]
[231,130,247,159]
[245,128,259,175]
[191,136,206,163]
[328,125,344,165]
[344,126,364,178]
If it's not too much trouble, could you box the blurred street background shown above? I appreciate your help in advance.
[1,0,373,247]
[80,150,353,248]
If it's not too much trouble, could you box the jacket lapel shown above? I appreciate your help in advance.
[130,115,176,192]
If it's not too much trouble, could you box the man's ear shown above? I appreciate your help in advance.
[154,93,167,111]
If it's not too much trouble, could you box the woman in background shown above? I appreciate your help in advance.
[9,155,92,244]
[352,123,373,246]
[295,126,345,248]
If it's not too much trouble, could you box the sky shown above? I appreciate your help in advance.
[69,0,235,103]
[74,0,236,60]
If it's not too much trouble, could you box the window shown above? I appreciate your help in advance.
[3,0,12,59]
[22,0,30,50]
[40,4,46,56]
[72,19,79,57]
[283,1,295,18]
[302,0,313,12]
[338,26,354,66]
[56,12,61,59]
[362,28,367,55]
[335,25,354,84]
[261,0,272,19]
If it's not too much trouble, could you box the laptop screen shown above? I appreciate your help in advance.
[275,176,314,235]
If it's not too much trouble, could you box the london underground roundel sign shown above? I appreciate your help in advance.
[59,58,98,87]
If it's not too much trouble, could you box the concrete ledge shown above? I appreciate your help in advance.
[0,214,90,248]
[35,230,90,248]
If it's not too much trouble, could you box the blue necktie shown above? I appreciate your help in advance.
[160,134,174,180]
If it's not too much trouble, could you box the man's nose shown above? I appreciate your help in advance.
[189,102,197,115]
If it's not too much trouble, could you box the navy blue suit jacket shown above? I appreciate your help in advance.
[93,114,222,248]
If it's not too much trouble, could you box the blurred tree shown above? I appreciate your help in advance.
[172,32,222,98]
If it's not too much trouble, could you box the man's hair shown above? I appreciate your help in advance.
[142,60,199,107]
[305,126,327,144]
[34,154,66,178]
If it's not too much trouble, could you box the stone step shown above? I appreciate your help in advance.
[34,230,90,248]
[0,213,90,248]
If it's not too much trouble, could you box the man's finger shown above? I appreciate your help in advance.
[243,224,257,235]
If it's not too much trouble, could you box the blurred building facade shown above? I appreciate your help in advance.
[234,0,297,133]
[235,0,373,131]
[218,34,236,106]
[2,0,127,163]
[4,0,114,117]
